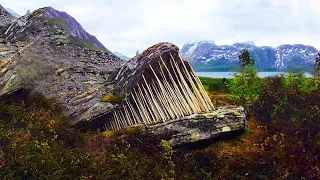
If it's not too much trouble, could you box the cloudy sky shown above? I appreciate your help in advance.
[2,0,320,57]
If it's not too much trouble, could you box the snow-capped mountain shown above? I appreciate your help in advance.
[181,41,318,72]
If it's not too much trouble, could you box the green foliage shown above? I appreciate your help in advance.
[0,94,91,179]
[227,66,262,109]
[239,49,255,70]
[282,72,319,93]
[198,77,230,93]
[227,50,262,109]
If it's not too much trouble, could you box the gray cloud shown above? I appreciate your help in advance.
[1,0,320,57]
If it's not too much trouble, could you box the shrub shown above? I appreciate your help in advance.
[227,66,262,109]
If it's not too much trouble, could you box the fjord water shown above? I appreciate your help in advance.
[196,72,313,78]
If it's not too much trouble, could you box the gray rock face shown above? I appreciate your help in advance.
[0,6,111,53]
[0,6,124,123]
[44,7,109,52]
[146,106,246,147]
[0,5,15,27]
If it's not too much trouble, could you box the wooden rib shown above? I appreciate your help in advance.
[151,80,170,120]
[119,110,128,128]
[139,83,158,123]
[136,86,152,123]
[138,84,156,123]
[124,105,133,126]
[134,88,151,123]
[131,91,147,124]
[126,100,138,124]
[149,64,175,119]
[190,70,214,110]
[170,55,200,113]
[127,100,141,124]
[172,57,202,112]
[142,75,167,121]
[114,110,123,129]
[158,62,183,118]
[110,117,116,131]
[141,81,162,122]
[181,66,208,112]
[180,53,214,109]
[189,67,215,110]
[168,56,194,114]
[113,111,121,130]
[158,70,179,118]
[159,56,191,115]
[175,53,210,112]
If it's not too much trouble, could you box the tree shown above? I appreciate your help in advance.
[314,52,320,78]
[227,49,261,110]
[239,49,254,71]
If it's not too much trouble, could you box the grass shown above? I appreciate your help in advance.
[199,77,230,93]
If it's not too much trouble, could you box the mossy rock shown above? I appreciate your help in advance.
[101,93,122,104]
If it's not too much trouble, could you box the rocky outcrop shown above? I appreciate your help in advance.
[0,6,124,123]
[0,6,111,53]
[0,5,15,27]
[146,106,246,147]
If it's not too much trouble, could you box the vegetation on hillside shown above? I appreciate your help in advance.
[1,49,320,179]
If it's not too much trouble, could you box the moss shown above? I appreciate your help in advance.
[233,111,241,116]
[189,119,199,125]
[67,37,109,53]
[101,93,122,103]
[190,133,200,142]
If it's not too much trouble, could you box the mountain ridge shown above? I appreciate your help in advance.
[114,51,130,60]
[6,8,20,17]
[181,41,319,72]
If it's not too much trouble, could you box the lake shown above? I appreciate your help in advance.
[196,72,313,78]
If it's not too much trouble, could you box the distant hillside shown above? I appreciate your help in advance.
[114,51,130,60]
[181,41,319,72]
[6,8,20,17]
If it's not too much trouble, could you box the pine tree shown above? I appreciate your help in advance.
[314,52,320,78]
[239,49,254,71]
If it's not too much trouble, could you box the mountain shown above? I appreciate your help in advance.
[6,8,20,18]
[114,51,130,60]
[181,41,319,72]
[0,6,123,122]
[0,4,15,26]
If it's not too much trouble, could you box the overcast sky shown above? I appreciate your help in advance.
[2,0,320,57]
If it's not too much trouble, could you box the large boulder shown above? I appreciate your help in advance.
[146,106,246,147]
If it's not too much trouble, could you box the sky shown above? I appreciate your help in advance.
[1,0,320,57]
